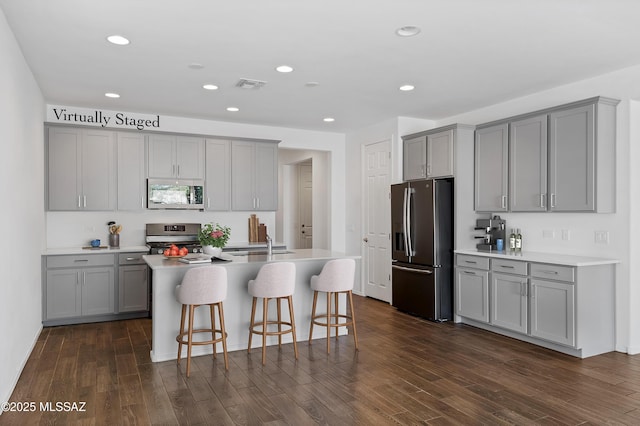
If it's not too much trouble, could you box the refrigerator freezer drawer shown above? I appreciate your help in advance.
[392,264,452,321]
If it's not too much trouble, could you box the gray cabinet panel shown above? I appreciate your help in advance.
[147,134,175,178]
[117,132,146,210]
[82,267,115,316]
[530,278,575,346]
[176,136,205,179]
[549,104,594,211]
[427,130,454,178]
[119,265,148,312]
[475,124,509,212]
[147,134,204,179]
[47,127,115,211]
[205,139,231,211]
[490,272,527,333]
[510,115,547,212]
[231,141,278,211]
[403,135,427,181]
[455,267,489,323]
[46,269,81,319]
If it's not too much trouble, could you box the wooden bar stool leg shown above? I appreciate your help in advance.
[277,297,282,348]
[177,304,186,364]
[248,297,257,353]
[288,295,298,360]
[309,291,318,343]
[348,290,359,350]
[262,298,268,365]
[187,305,195,377]
[218,302,229,370]
[335,292,340,340]
[210,304,217,359]
[326,292,331,354]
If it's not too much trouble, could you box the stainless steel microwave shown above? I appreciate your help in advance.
[147,179,204,210]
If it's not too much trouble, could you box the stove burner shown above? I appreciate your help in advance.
[145,223,202,254]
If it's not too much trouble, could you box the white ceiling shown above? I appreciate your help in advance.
[2,0,640,133]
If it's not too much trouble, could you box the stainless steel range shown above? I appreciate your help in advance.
[145,223,203,254]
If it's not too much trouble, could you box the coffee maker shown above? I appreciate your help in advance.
[474,215,506,251]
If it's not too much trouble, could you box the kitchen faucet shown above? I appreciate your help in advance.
[266,234,273,256]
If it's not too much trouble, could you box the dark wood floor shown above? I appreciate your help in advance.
[3,295,640,425]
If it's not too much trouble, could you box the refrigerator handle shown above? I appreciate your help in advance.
[406,188,414,256]
[403,188,410,257]
[392,265,433,274]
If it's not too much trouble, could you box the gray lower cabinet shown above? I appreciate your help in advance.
[454,255,490,323]
[455,253,614,358]
[118,253,149,313]
[44,254,115,323]
[43,251,149,326]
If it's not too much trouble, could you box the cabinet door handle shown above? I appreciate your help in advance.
[141,196,145,208]
[465,260,477,264]
[74,259,89,262]
[77,272,81,286]
[78,195,81,208]
[125,257,138,261]
[83,195,87,208]
[426,164,431,176]
[540,194,545,208]
[501,196,507,209]
[256,198,260,209]
[83,271,86,286]
[463,271,476,275]
[539,270,559,275]
[550,193,556,208]
[500,265,515,269]
[172,164,176,176]
[177,165,180,177]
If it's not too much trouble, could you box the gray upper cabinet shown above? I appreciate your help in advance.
[427,129,455,178]
[474,96,619,213]
[509,115,547,212]
[403,125,462,181]
[205,138,231,211]
[474,124,509,212]
[231,141,278,211]
[117,132,146,210]
[47,127,116,211]
[548,99,617,212]
[147,134,204,179]
[403,135,427,180]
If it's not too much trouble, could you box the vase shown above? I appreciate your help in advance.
[202,246,222,257]
[109,234,120,248]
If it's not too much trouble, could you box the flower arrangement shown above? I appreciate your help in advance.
[198,223,231,248]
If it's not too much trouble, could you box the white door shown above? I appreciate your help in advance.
[363,140,391,302]
[298,162,313,248]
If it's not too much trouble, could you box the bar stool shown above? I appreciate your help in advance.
[175,266,229,377]
[247,262,298,365]
[309,258,359,353]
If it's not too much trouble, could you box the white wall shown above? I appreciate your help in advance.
[345,64,640,354]
[0,9,46,405]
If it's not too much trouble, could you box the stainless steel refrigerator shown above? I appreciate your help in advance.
[391,178,453,321]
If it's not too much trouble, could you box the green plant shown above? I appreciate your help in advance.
[198,223,231,248]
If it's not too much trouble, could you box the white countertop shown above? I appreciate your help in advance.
[43,245,149,255]
[144,248,359,270]
[454,249,619,267]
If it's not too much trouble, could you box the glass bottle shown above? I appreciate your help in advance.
[515,228,522,252]
[509,229,516,252]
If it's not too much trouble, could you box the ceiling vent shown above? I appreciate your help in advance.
[235,78,267,89]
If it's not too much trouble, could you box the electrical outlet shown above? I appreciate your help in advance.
[594,231,609,244]
[562,229,570,241]
[543,229,555,239]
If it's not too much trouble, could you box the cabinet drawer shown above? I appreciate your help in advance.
[47,254,115,268]
[118,252,147,265]
[456,255,489,270]
[491,258,527,275]
[530,263,575,283]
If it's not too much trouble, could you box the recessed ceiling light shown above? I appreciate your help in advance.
[323,117,335,122]
[305,81,320,87]
[399,85,415,91]
[226,107,239,112]
[395,26,421,37]
[276,65,294,73]
[203,84,218,90]
[105,92,120,98]
[106,35,130,45]
[188,63,204,70]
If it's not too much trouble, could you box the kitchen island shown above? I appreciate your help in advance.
[144,249,360,362]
